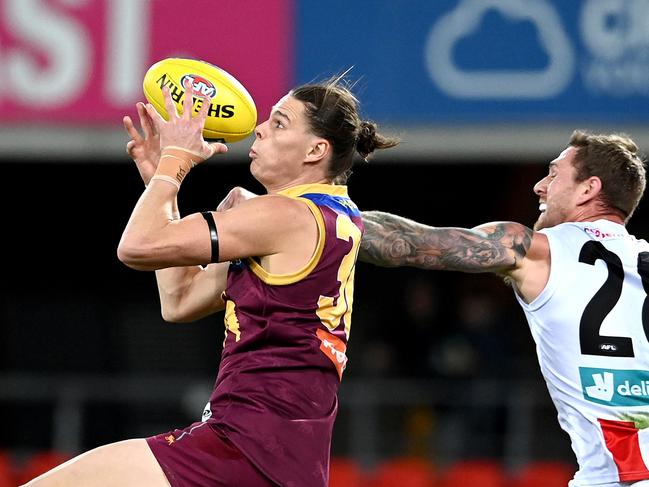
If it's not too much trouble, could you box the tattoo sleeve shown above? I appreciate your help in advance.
[359,211,533,273]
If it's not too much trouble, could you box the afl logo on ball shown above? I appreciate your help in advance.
[181,74,217,98]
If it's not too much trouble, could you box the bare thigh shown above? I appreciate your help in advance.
[21,438,171,487]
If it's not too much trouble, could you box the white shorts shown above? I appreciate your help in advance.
[569,480,649,487]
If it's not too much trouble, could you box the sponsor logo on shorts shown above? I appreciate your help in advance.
[580,367,649,406]
[165,434,176,445]
[317,328,347,380]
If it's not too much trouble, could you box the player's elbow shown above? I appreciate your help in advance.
[117,238,159,271]
[160,307,189,323]
[160,305,202,324]
[159,296,195,323]
[160,298,225,324]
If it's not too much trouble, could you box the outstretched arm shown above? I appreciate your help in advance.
[122,94,229,322]
[359,211,533,274]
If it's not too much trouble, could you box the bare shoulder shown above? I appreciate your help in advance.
[471,221,536,259]
[467,221,538,272]
[508,229,551,301]
[515,229,550,272]
[213,193,317,262]
[220,193,313,225]
[526,230,550,261]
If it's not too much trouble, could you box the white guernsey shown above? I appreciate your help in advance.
[517,220,649,485]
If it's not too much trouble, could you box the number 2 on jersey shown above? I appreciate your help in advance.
[579,240,649,357]
[317,214,361,339]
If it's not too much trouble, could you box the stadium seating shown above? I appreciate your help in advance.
[438,459,507,487]
[329,457,367,487]
[4,450,575,487]
[368,457,437,487]
[16,451,72,485]
[511,460,574,487]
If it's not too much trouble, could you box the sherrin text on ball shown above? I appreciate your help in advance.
[143,58,257,143]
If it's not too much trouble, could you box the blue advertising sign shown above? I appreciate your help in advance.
[295,0,643,124]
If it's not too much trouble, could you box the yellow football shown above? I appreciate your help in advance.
[143,58,257,143]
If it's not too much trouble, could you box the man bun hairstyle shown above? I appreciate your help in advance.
[569,130,646,221]
[291,75,400,183]
[356,121,381,160]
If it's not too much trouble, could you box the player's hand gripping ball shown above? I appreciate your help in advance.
[143,58,257,143]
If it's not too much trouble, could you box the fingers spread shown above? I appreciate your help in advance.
[123,115,143,143]
[162,86,178,118]
[137,102,157,138]
[196,94,212,126]
[144,103,165,132]
[182,78,195,120]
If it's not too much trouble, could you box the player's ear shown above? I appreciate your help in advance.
[305,139,330,164]
[578,176,602,204]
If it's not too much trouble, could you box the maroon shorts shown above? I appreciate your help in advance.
[147,421,277,487]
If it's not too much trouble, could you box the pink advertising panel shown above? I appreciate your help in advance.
[0,0,293,125]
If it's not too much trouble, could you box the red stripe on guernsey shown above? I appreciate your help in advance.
[599,418,649,481]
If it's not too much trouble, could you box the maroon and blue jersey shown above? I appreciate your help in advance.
[204,183,362,487]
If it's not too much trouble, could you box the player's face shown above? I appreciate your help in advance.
[533,146,581,230]
[248,95,319,189]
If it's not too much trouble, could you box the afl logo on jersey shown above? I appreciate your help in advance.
[180,74,217,98]
[201,401,212,422]
[229,259,244,270]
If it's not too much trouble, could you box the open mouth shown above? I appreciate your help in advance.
[539,203,547,212]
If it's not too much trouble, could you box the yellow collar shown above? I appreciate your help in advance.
[277,183,348,198]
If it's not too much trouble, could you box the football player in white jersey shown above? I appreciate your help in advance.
[359,130,649,487]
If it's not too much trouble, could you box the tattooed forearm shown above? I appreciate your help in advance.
[359,211,533,273]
